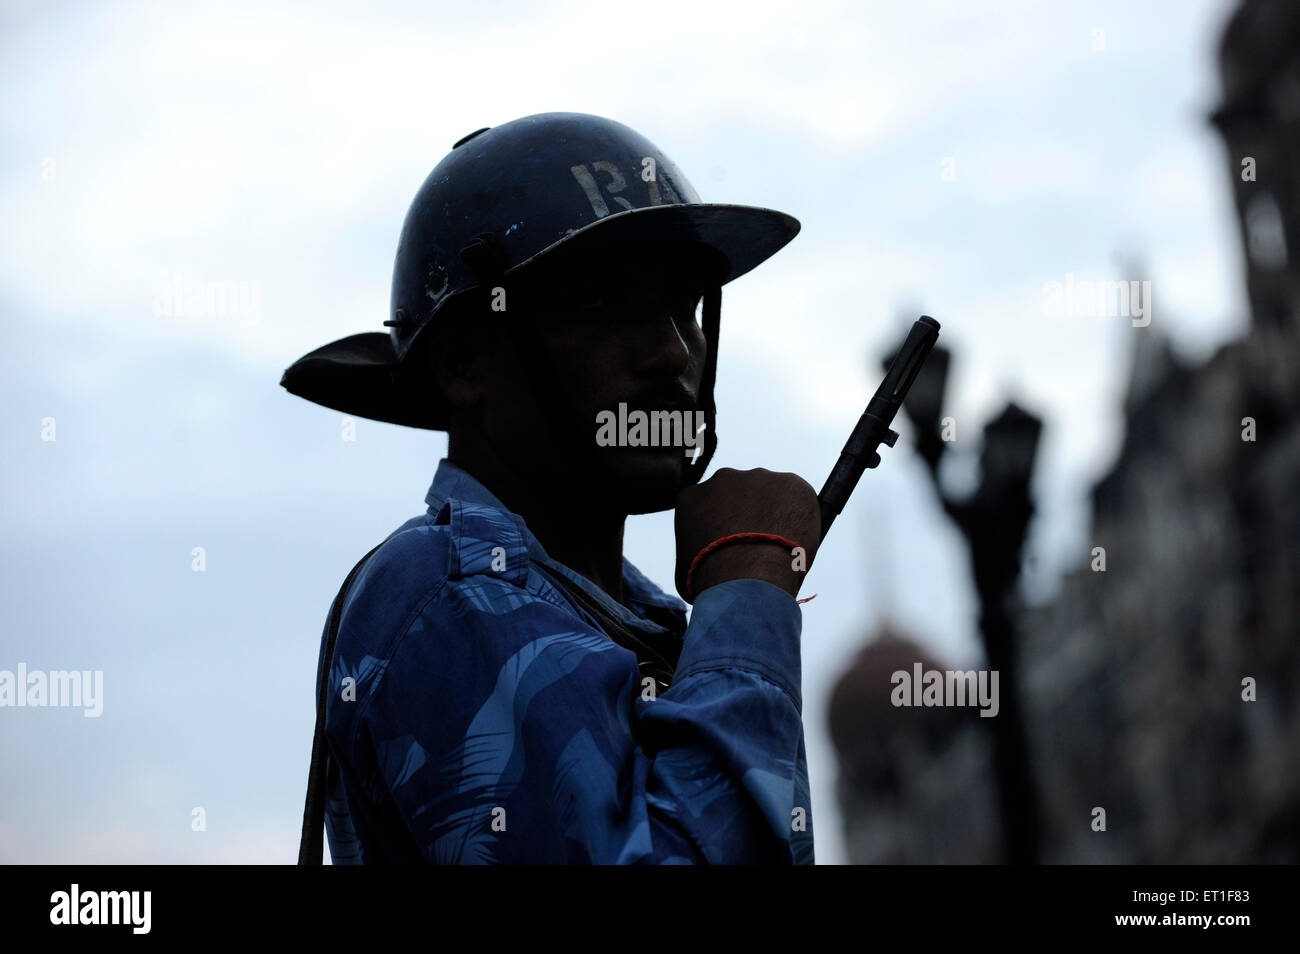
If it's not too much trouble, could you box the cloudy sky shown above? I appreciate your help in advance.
[1,0,1246,863]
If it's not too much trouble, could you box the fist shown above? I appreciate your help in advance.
[673,467,821,602]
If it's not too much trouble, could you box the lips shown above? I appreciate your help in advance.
[617,388,698,418]
[622,402,697,417]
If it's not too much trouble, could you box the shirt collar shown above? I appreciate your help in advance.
[423,458,687,622]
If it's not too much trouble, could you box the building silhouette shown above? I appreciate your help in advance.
[830,0,1300,864]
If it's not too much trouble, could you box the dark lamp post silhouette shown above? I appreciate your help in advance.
[892,342,1044,864]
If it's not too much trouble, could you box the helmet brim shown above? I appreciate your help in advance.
[279,331,438,430]
[508,201,800,285]
[280,202,799,431]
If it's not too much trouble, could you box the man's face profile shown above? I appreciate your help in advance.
[442,242,717,515]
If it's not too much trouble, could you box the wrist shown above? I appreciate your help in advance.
[686,533,805,601]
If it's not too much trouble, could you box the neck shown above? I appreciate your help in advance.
[448,436,627,603]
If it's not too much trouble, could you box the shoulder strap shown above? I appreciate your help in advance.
[298,541,386,865]
[531,561,682,695]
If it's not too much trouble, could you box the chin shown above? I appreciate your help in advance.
[598,447,690,515]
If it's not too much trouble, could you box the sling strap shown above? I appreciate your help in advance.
[531,560,682,695]
[297,541,385,865]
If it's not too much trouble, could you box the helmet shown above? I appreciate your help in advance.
[280,112,800,478]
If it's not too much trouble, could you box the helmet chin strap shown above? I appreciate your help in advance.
[680,283,721,489]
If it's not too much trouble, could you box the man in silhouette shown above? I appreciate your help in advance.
[284,113,819,864]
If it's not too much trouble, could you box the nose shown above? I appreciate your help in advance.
[629,302,695,378]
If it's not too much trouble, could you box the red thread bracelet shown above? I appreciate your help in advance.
[685,532,816,604]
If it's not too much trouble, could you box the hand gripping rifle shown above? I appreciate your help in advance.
[817,315,941,541]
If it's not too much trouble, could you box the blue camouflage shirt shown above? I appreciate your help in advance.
[319,459,814,864]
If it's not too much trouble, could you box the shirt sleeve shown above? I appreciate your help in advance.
[350,572,814,864]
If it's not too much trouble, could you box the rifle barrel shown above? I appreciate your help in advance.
[817,315,940,541]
